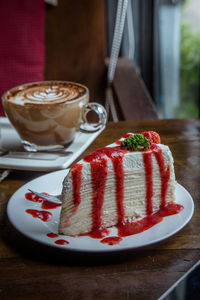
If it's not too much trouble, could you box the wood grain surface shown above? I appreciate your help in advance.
[0,119,199,300]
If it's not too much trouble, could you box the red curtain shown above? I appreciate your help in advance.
[0,0,45,116]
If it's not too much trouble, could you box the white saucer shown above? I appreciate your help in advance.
[0,117,105,171]
[7,170,194,253]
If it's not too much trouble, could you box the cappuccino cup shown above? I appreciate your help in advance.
[2,81,107,152]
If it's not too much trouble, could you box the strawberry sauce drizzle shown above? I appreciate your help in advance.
[152,145,170,208]
[63,164,83,227]
[101,236,122,245]
[26,209,52,222]
[71,164,83,213]
[84,146,129,238]
[89,159,109,238]
[25,192,61,209]
[116,133,133,145]
[112,154,126,225]
[123,133,133,138]
[143,151,154,215]
[115,140,122,145]
[68,143,183,239]
[117,202,183,237]
[55,239,69,245]
[46,232,59,238]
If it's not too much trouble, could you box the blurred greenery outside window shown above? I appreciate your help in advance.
[179,0,200,118]
[157,0,200,119]
[106,0,199,118]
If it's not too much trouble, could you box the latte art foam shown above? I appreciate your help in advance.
[25,86,80,103]
[6,82,87,105]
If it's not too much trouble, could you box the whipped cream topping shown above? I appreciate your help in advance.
[5,82,87,105]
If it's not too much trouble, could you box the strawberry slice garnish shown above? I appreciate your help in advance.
[140,131,161,144]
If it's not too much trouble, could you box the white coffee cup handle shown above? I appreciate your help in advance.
[79,102,107,132]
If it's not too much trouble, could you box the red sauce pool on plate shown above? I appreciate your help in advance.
[26,209,52,222]
[101,236,122,245]
[46,232,59,238]
[41,200,61,210]
[117,202,183,237]
[25,192,61,209]
[55,239,69,245]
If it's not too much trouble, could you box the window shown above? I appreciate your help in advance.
[106,0,200,119]
[155,0,200,118]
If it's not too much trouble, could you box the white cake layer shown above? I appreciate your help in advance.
[59,142,176,236]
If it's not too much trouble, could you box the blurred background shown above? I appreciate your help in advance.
[0,0,199,119]
[108,0,200,119]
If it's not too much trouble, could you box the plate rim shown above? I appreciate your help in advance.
[7,170,195,253]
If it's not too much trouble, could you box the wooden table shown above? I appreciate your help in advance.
[0,118,199,300]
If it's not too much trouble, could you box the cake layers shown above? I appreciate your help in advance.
[59,139,176,237]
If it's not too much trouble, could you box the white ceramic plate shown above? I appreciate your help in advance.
[7,170,194,252]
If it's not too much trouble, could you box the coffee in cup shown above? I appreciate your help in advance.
[2,81,107,151]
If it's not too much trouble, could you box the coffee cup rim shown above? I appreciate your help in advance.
[2,80,89,104]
